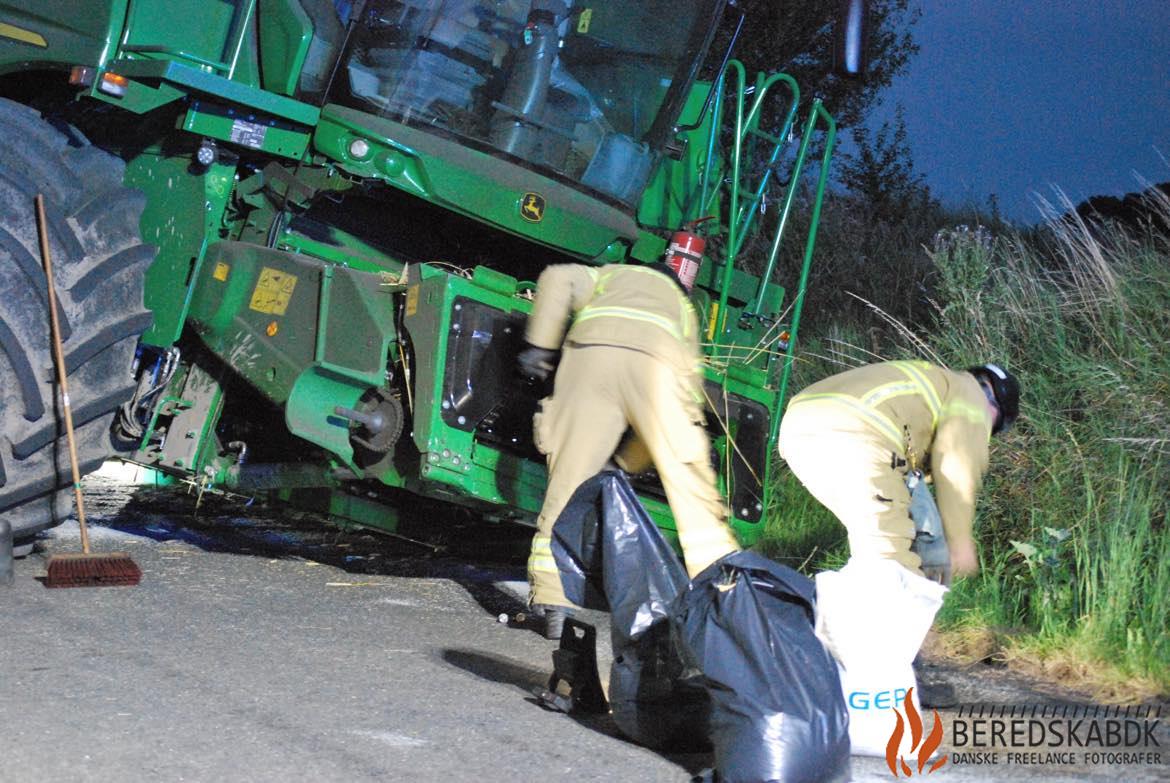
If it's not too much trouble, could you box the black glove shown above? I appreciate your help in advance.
[517,344,557,381]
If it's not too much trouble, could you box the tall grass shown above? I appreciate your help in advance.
[761,189,1170,694]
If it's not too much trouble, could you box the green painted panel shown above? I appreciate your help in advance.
[0,1,124,71]
[278,488,399,534]
[315,105,637,259]
[183,97,311,159]
[186,241,396,403]
[181,240,407,469]
[630,230,668,265]
[120,0,240,71]
[190,244,323,401]
[256,0,310,97]
[697,260,784,310]
[131,153,235,347]
[399,268,452,455]
[638,83,717,231]
[397,265,767,545]
[109,57,319,125]
[275,231,405,276]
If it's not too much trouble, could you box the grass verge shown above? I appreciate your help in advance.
[760,190,1170,699]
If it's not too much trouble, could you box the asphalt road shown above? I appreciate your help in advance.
[2,466,1166,783]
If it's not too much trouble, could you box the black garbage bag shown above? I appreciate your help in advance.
[675,551,851,783]
[551,471,711,750]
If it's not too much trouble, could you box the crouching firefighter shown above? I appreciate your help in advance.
[777,360,1019,584]
[517,252,741,640]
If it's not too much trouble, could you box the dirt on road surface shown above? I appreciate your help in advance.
[2,465,1166,783]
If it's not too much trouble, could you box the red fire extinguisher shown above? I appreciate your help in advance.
[664,217,714,290]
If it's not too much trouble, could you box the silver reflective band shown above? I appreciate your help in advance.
[985,362,1008,380]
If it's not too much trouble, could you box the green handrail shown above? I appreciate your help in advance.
[714,65,803,337]
[731,77,800,264]
[756,98,836,523]
[695,71,726,224]
[769,98,837,445]
[713,60,747,339]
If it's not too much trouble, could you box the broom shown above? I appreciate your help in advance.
[36,194,141,588]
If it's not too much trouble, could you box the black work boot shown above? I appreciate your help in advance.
[533,604,568,641]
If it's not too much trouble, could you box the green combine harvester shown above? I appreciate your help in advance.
[0,0,863,555]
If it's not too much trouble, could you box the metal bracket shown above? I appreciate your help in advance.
[534,618,608,714]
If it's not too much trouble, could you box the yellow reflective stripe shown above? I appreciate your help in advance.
[527,535,559,574]
[616,266,672,282]
[596,265,663,295]
[589,265,687,339]
[860,381,920,407]
[788,393,905,451]
[679,297,694,340]
[891,361,942,426]
[943,397,990,425]
[528,555,560,574]
[575,306,684,341]
[591,267,609,295]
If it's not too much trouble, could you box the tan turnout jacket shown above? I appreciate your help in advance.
[525,263,702,382]
[785,361,994,547]
[523,263,739,606]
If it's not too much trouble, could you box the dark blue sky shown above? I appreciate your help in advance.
[869,2,1170,224]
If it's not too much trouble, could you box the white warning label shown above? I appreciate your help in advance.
[230,118,268,149]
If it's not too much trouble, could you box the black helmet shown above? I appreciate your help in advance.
[968,363,1020,434]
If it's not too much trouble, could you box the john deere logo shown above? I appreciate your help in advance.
[520,192,545,222]
[886,687,948,777]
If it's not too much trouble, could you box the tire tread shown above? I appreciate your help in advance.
[0,97,156,540]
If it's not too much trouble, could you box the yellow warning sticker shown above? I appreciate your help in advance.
[249,267,297,315]
[0,22,47,48]
[405,285,420,317]
[213,261,230,282]
[577,8,592,34]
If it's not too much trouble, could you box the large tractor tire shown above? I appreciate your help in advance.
[0,98,154,548]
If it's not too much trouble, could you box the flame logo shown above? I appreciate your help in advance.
[885,687,948,777]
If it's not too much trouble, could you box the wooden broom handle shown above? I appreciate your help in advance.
[35,195,90,555]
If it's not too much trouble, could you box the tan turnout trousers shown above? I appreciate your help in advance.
[528,343,740,608]
[777,361,994,574]
[779,413,920,570]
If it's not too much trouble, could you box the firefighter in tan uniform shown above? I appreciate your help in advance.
[517,259,741,638]
[778,361,1020,581]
